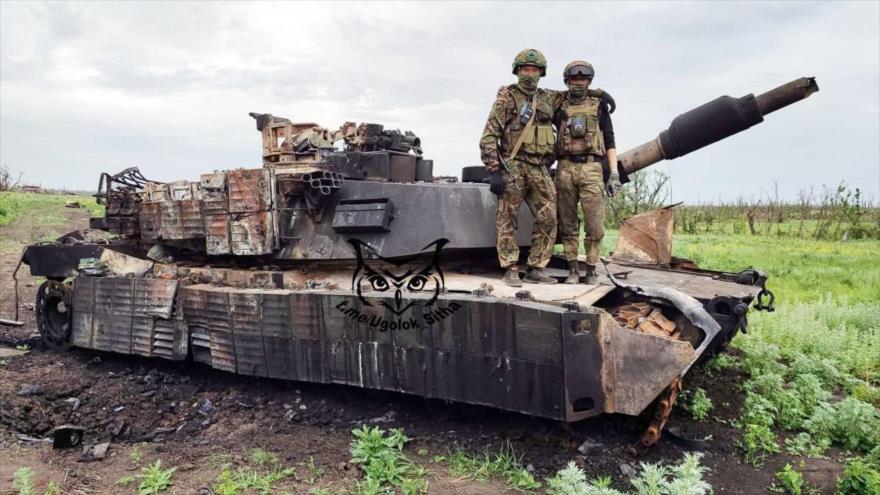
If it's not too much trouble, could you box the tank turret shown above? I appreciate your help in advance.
[618,77,819,179]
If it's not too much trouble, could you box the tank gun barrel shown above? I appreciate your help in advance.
[619,77,819,176]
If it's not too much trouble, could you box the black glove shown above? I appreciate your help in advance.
[488,169,505,196]
[601,91,616,114]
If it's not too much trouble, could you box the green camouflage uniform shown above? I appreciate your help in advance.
[480,85,562,269]
[554,92,607,266]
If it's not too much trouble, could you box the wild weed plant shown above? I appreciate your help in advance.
[686,388,713,421]
[349,425,428,494]
[545,453,711,495]
[137,460,176,495]
[211,448,296,495]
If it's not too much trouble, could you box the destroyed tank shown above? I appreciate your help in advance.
[9,77,818,450]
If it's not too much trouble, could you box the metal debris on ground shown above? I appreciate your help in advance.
[17,383,43,396]
[199,398,215,416]
[81,442,110,462]
[577,437,603,455]
[53,425,85,449]
[64,397,82,411]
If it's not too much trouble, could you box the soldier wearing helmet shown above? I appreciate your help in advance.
[554,60,619,284]
[479,49,560,287]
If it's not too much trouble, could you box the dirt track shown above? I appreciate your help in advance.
[0,205,843,494]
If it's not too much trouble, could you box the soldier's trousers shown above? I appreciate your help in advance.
[555,159,604,266]
[496,160,557,269]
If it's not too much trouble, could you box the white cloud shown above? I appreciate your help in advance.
[1,0,877,201]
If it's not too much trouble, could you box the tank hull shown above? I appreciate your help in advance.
[23,237,762,422]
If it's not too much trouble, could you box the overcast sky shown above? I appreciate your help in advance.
[1,1,878,202]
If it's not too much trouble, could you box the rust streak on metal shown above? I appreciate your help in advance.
[630,377,682,456]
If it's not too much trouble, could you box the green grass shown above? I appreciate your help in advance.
[447,444,540,491]
[673,225,880,485]
[836,453,880,494]
[685,388,713,422]
[0,191,103,227]
[138,460,176,495]
[13,467,36,495]
[773,463,807,494]
[673,233,879,305]
[210,448,296,495]
[0,192,105,255]
[10,468,62,495]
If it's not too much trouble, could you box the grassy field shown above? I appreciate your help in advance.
[0,191,104,227]
[675,231,880,493]
[0,192,104,255]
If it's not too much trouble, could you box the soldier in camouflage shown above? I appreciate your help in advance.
[554,61,620,284]
[480,49,560,287]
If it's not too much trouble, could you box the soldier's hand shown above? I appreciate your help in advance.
[601,91,616,114]
[606,171,622,197]
[488,169,506,196]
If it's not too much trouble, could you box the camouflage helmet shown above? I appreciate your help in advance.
[512,49,547,77]
[563,60,595,83]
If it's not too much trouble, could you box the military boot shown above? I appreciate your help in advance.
[524,267,558,284]
[564,261,580,284]
[503,268,523,288]
[584,264,598,285]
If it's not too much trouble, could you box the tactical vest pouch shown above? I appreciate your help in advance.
[559,98,604,157]
[537,126,548,146]
[587,113,600,132]
[570,115,587,138]
[561,131,587,155]
[519,102,533,126]
[507,93,539,161]
[536,102,554,122]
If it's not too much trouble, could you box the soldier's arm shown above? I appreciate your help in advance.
[600,103,618,180]
[589,88,616,113]
[543,88,566,111]
[479,94,512,172]
[599,103,616,150]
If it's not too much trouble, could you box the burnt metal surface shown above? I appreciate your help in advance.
[94,167,150,237]
[604,267,721,376]
[50,271,724,422]
[23,244,106,280]
[602,261,762,302]
[180,285,574,419]
[70,277,185,360]
[611,207,676,265]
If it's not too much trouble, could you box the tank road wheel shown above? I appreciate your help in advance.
[36,280,72,350]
